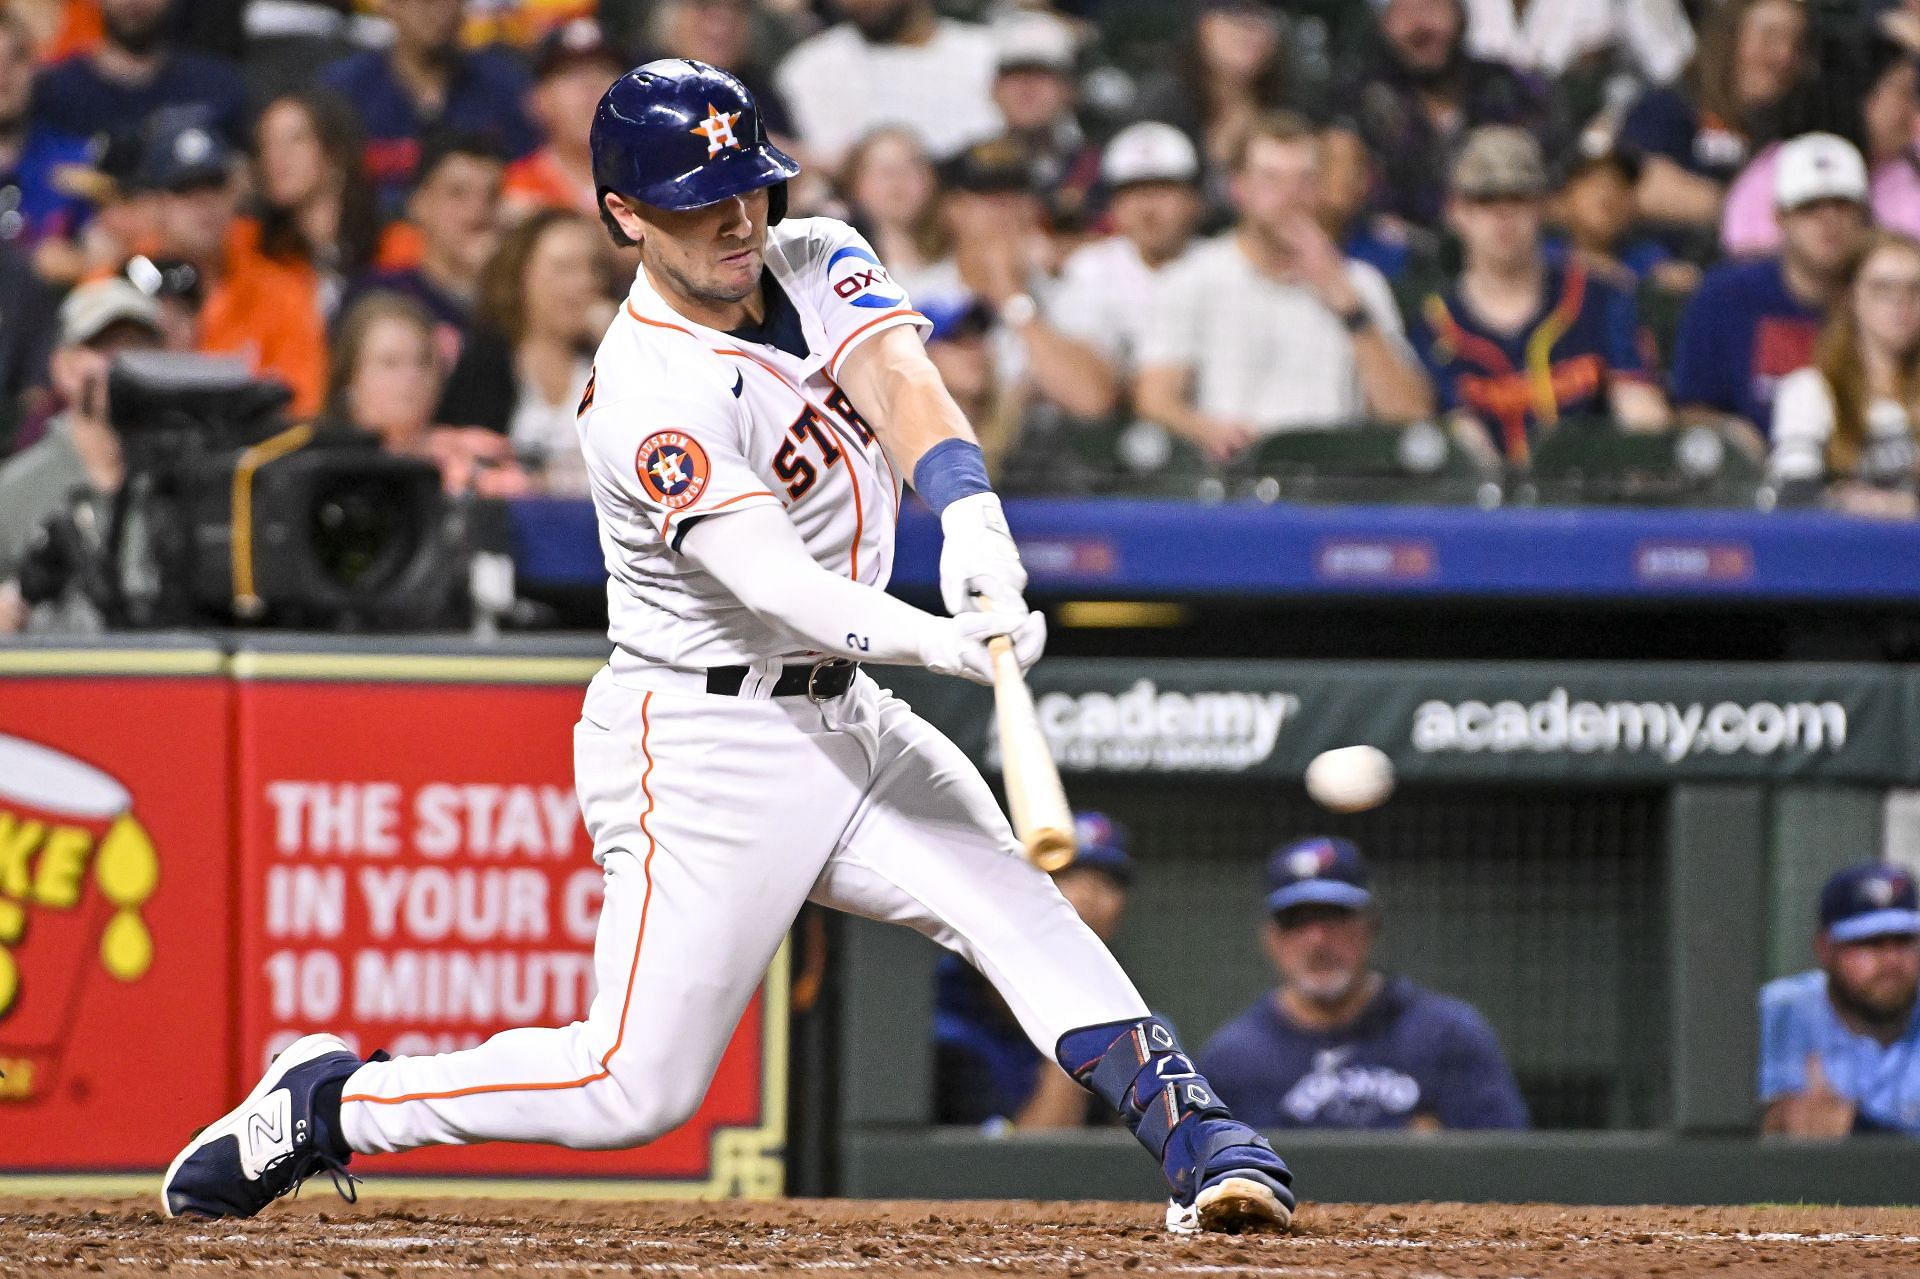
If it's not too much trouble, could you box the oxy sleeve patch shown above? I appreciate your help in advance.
[826,245,906,311]
[635,430,712,509]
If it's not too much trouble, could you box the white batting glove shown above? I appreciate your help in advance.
[918,609,1047,684]
[938,492,1028,617]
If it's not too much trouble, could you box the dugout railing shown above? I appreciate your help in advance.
[800,660,1920,1206]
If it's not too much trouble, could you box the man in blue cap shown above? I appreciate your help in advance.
[935,811,1134,1130]
[1760,862,1920,1137]
[1200,836,1527,1130]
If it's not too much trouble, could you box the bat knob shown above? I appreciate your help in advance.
[1027,828,1076,873]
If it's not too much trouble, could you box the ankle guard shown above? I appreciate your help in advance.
[1056,1017,1229,1163]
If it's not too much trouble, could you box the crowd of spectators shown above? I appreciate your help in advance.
[3,0,1920,587]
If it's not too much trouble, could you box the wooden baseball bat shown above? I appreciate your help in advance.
[984,603,1076,872]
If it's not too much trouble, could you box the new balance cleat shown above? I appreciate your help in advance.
[162,1033,372,1220]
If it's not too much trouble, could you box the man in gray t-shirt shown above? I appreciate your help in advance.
[1135,113,1433,459]
[0,278,163,633]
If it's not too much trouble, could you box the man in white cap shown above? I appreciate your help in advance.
[0,277,163,633]
[1671,133,1871,449]
[1050,121,1206,374]
[989,15,1098,227]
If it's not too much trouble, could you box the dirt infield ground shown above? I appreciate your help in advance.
[5,1196,1918,1278]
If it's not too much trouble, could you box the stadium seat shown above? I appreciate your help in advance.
[1238,421,1501,506]
[1517,419,1766,508]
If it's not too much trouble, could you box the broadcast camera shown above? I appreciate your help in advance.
[20,352,472,630]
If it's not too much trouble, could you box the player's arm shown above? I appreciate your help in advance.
[677,501,1042,684]
[837,324,1031,618]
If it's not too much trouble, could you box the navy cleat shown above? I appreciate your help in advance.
[1057,1017,1294,1235]
[1161,1116,1295,1235]
[162,1033,373,1219]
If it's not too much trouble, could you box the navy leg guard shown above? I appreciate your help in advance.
[1056,1017,1295,1210]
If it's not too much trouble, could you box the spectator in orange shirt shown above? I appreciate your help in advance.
[253,89,381,323]
[141,115,328,416]
[503,17,623,222]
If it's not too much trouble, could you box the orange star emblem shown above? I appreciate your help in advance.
[690,104,744,157]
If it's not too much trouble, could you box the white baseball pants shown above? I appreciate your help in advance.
[339,667,1149,1155]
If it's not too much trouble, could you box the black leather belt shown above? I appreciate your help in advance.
[706,658,858,700]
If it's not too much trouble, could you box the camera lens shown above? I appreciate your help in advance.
[309,475,421,591]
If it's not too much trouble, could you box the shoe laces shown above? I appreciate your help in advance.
[261,1145,363,1206]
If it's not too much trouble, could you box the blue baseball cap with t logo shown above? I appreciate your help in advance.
[1265,836,1371,914]
[1821,863,1920,943]
[1065,811,1133,887]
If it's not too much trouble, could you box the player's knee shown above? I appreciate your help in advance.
[597,1072,708,1147]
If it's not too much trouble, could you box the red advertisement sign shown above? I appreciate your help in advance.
[232,662,784,1190]
[0,654,236,1168]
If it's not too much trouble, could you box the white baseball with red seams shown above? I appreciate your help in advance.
[335,218,1150,1158]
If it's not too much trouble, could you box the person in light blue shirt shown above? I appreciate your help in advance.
[1759,862,1920,1137]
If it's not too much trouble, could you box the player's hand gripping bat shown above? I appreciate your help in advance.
[981,596,1076,871]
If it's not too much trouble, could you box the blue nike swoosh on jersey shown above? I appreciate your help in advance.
[731,371,744,398]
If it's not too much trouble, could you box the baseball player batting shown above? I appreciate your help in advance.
[161,60,1293,1236]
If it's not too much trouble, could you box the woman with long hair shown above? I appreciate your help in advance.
[436,209,614,493]
[1620,0,1814,229]
[1771,231,1920,517]
[1131,2,1294,226]
[329,291,528,498]
[252,88,380,318]
[839,126,951,304]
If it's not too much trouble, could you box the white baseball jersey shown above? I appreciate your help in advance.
[575,217,930,674]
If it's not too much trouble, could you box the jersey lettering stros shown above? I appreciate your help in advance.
[576,217,929,672]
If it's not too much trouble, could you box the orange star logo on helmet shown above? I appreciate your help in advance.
[690,104,744,157]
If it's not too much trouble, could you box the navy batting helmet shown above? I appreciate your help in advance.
[590,59,799,242]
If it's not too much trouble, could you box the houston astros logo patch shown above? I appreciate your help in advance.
[636,430,711,509]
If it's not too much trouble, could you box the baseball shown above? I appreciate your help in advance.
[1304,745,1395,813]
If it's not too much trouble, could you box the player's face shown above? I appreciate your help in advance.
[1780,199,1869,279]
[1111,182,1200,263]
[1822,933,1920,1023]
[632,188,770,307]
[1266,906,1374,1005]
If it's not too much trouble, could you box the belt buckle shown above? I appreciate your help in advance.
[806,657,851,702]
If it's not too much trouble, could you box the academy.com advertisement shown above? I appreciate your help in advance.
[963,661,1918,784]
